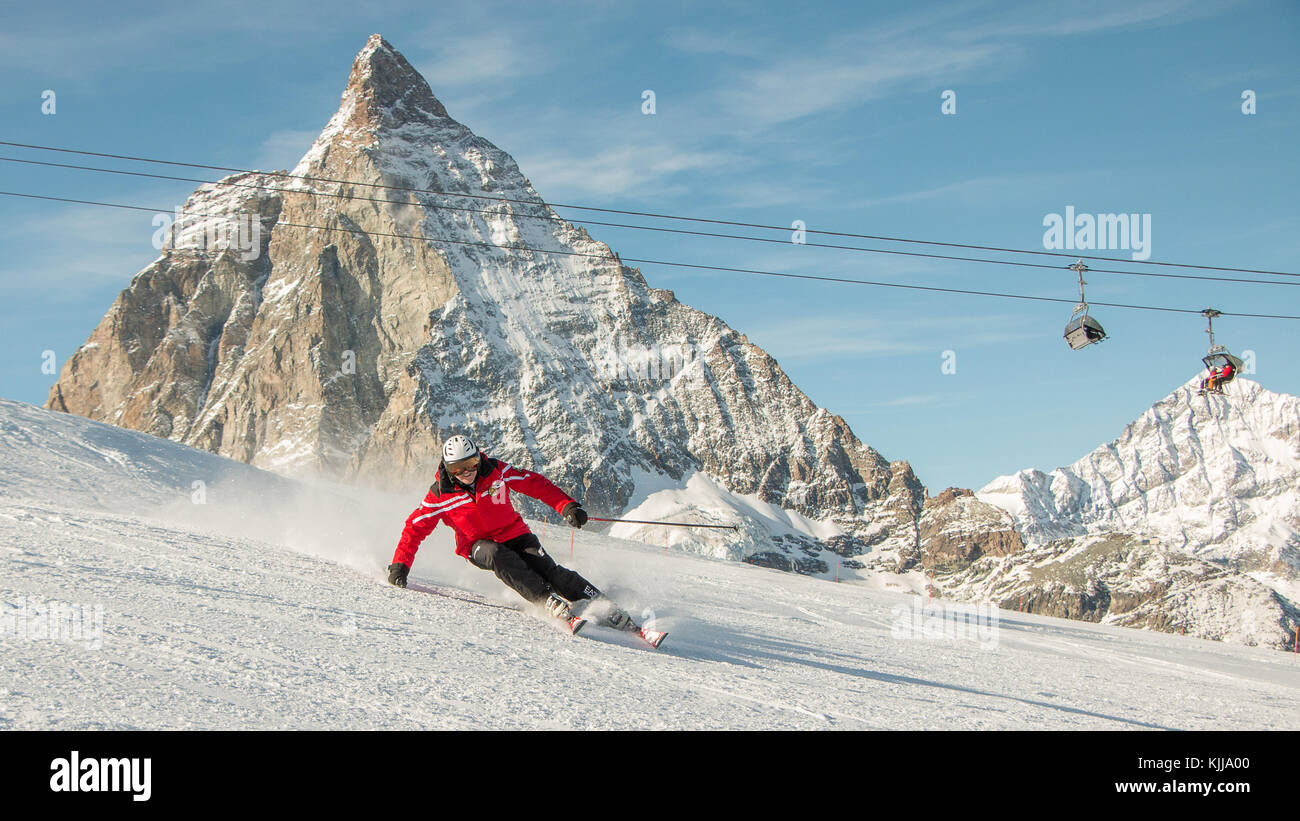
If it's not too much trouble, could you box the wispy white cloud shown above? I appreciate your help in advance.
[251,129,319,173]
[668,0,1223,132]
[0,20,179,76]
[0,205,159,293]
[416,31,532,88]
[709,178,848,211]
[0,2,335,78]
[951,0,1222,40]
[440,2,1216,213]
[728,41,1002,128]
[851,172,1087,210]
[523,142,743,200]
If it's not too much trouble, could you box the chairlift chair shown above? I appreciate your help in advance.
[1198,309,1242,394]
[1202,349,1244,379]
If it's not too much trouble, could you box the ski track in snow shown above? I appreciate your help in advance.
[2,398,1298,730]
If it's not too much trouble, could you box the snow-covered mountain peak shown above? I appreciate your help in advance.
[45,35,933,574]
[291,33,469,182]
[978,376,1300,580]
[346,33,452,124]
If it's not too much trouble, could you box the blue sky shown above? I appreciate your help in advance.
[1,0,1297,491]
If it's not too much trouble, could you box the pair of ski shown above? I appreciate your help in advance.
[563,612,668,649]
[410,581,667,649]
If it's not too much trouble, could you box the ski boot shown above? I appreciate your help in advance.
[601,605,635,631]
[545,592,586,635]
[544,592,572,619]
[578,596,667,649]
[578,594,635,631]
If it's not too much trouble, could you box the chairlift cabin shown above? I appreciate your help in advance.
[1063,260,1107,350]
[1064,307,1107,350]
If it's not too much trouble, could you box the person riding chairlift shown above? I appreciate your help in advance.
[1201,360,1234,393]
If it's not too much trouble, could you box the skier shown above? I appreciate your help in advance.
[1200,365,1221,393]
[386,434,633,632]
[1216,360,1235,389]
[1201,360,1234,393]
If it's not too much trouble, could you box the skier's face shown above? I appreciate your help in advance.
[448,457,480,482]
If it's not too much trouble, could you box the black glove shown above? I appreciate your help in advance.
[562,502,588,528]
[387,562,409,588]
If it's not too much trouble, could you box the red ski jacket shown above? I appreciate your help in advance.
[391,456,576,567]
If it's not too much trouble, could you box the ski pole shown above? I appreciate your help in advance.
[588,516,738,531]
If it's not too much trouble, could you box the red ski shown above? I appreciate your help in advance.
[635,624,668,649]
[574,599,669,649]
[619,613,667,649]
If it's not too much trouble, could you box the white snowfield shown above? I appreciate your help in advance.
[1,398,1296,730]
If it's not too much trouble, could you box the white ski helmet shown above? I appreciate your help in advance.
[442,434,479,465]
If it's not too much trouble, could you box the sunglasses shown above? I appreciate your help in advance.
[447,457,480,476]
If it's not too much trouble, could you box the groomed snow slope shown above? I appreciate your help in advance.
[1,398,1296,730]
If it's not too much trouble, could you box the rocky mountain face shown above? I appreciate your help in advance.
[935,533,1300,649]
[46,34,947,572]
[917,488,1024,569]
[961,378,1300,649]
[44,36,1300,649]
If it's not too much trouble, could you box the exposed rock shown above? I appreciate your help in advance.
[46,34,924,571]
[936,535,1300,649]
[918,488,1024,569]
[970,378,1300,647]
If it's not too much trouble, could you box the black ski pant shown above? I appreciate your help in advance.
[469,533,600,605]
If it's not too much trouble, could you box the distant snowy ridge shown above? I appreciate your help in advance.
[963,377,1300,649]
[978,377,1300,574]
